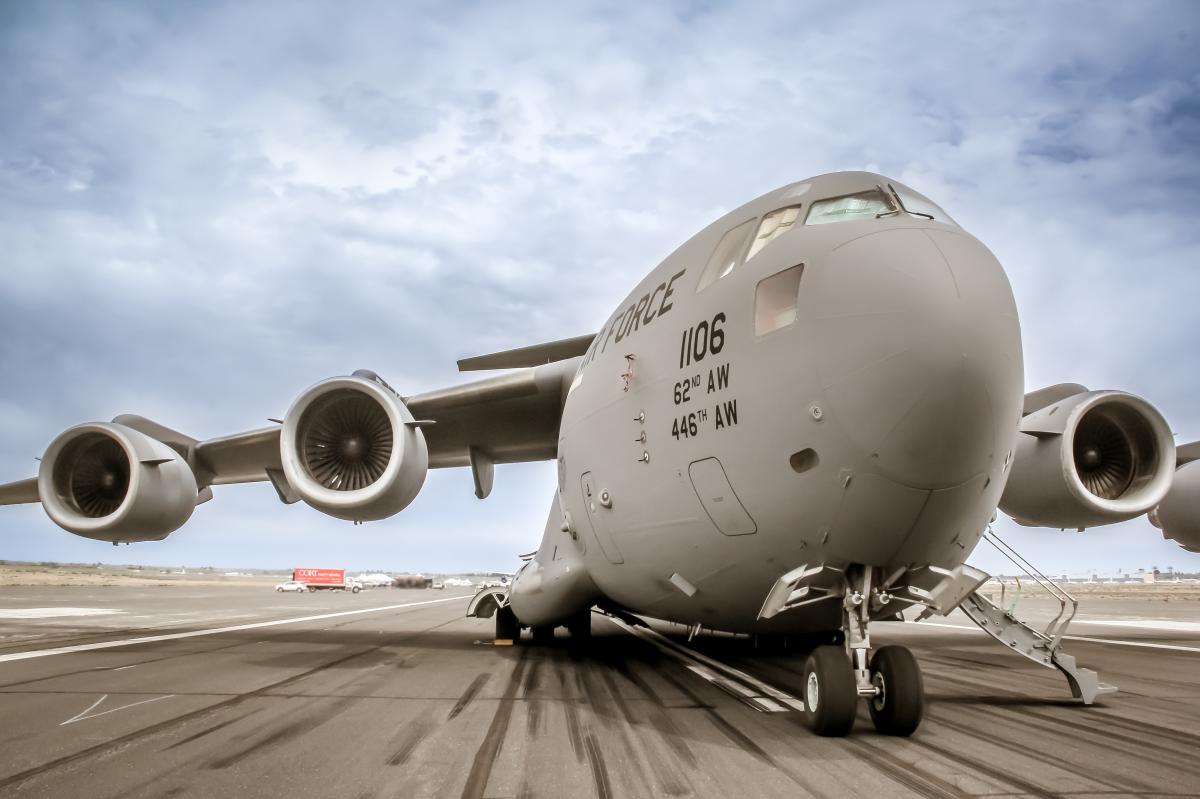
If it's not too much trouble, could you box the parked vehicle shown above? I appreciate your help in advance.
[431,580,445,590]
[275,580,307,593]
[293,567,361,593]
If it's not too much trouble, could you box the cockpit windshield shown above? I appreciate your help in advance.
[805,190,895,225]
[892,188,956,225]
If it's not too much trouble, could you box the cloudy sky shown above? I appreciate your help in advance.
[1,1,1198,576]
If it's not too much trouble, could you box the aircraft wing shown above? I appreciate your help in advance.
[0,478,38,504]
[456,333,594,371]
[0,343,586,540]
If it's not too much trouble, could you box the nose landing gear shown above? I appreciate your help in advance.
[866,645,924,736]
[800,566,926,737]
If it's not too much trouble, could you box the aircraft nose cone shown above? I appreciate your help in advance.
[812,228,1023,489]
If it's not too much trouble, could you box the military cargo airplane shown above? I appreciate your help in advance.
[3,171,1197,736]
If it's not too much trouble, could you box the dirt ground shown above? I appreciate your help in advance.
[0,562,279,588]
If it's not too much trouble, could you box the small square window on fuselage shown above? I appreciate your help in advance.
[755,264,804,335]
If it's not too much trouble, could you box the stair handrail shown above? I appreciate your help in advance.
[982,526,1078,650]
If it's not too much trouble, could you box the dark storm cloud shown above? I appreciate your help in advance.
[1,0,1198,573]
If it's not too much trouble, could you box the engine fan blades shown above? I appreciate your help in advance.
[300,392,394,491]
[1074,413,1134,500]
[66,437,131,518]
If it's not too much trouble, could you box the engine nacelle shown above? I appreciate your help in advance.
[1149,460,1200,552]
[37,423,198,542]
[1000,390,1175,529]
[280,375,428,521]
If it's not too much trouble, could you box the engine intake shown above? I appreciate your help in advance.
[38,423,198,542]
[1000,391,1175,529]
[280,375,428,521]
[1150,460,1200,553]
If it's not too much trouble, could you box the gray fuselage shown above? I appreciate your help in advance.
[511,171,1024,634]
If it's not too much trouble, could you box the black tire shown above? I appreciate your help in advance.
[276,587,284,592]
[868,645,924,736]
[307,586,315,593]
[802,645,857,737]
[495,605,520,642]
[567,608,592,642]
[531,625,555,644]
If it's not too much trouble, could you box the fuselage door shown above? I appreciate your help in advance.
[688,457,757,536]
[579,471,624,564]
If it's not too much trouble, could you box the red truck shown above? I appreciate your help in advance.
[292,568,361,593]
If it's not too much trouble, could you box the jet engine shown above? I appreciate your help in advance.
[37,423,198,542]
[1149,459,1200,552]
[999,390,1175,529]
[280,374,428,521]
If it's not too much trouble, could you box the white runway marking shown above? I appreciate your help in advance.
[60,694,175,725]
[912,620,1200,653]
[0,596,468,665]
[0,608,126,619]
[608,615,807,713]
[1075,618,1200,633]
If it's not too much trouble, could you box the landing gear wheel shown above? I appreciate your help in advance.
[867,645,924,736]
[566,608,592,642]
[495,605,520,643]
[802,645,857,737]
[531,625,555,644]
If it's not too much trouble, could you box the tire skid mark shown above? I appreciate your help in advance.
[583,731,613,799]
[555,655,585,763]
[525,695,543,737]
[1058,709,1200,760]
[840,738,971,799]
[447,672,491,721]
[925,710,1159,794]
[204,695,362,769]
[598,666,690,796]
[610,658,697,767]
[655,661,835,799]
[522,657,544,694]
[906,733,1079,799]
[0,609,462,792]
[580,665,656,795]
[459,649,529,799]
[522,655,546,736]
[937,702,1200,784]
[573,655,658,796]
[161,707,263,751]
[923,665,1200,772]
[563,695,585,763]
[386,709,435,766]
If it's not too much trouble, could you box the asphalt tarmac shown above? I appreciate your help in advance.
[0,584,1197,798]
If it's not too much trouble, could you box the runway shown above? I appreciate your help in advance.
[0,585,1197,798]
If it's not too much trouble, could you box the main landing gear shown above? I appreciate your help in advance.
[494,604,593,645]
[802,566,925,737]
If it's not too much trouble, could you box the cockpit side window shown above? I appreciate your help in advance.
[696,218,755,293]
[746,205,802,262]
[805,190,895,225]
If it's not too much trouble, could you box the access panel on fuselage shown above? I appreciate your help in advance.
[579,471,624,564]
[688,457,757,535]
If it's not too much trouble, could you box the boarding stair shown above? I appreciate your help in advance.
[956,528,1117,704]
